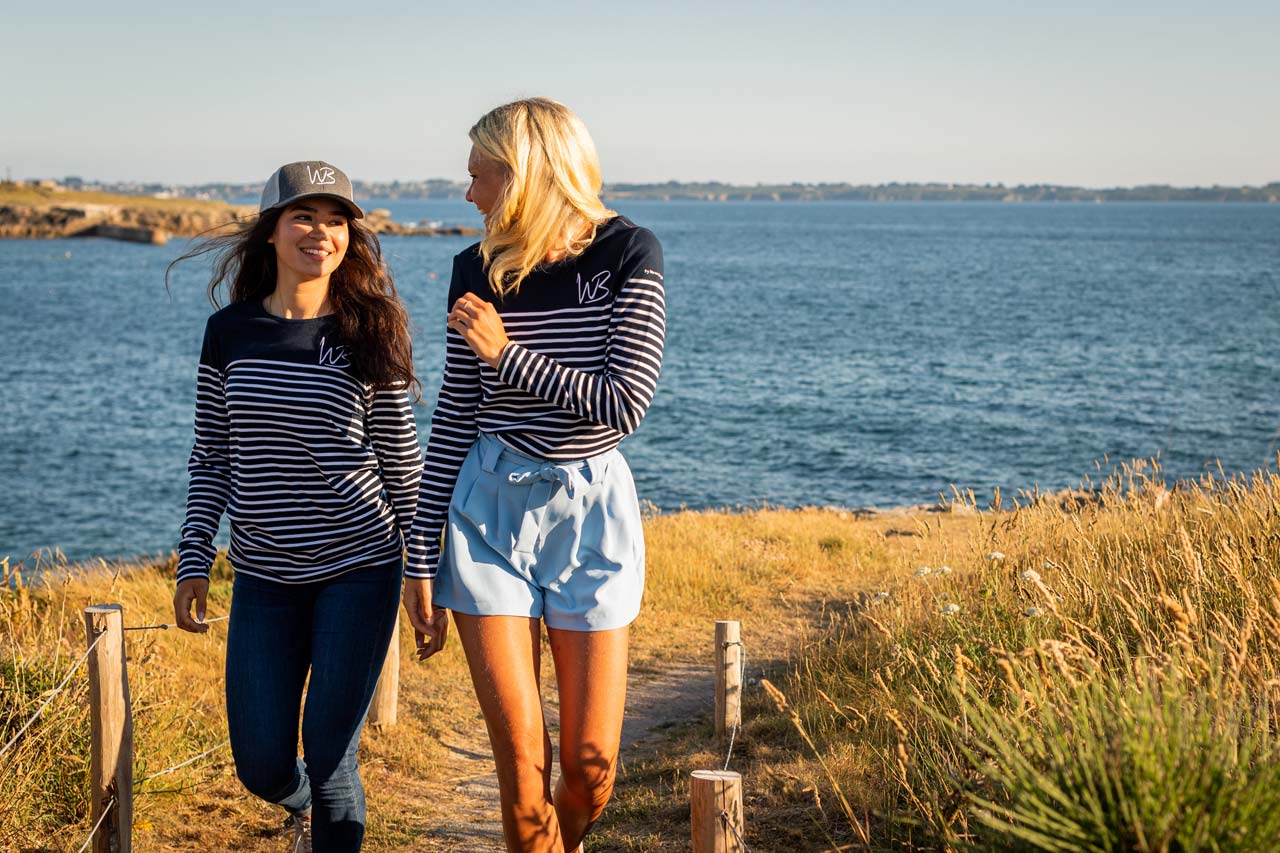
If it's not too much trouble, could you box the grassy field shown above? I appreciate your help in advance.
[0,182,247,213]
[1,504,949,850]
[0,549,479,852]
[4,460,1279,850]
[594,461,1280,851]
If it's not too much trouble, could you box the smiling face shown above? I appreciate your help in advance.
[269,199,351,289]
[465,145,507,220]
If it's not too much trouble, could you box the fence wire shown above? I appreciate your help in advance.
[74,795,116,853]
[716,635,751,849]
[123,615,229,632]
[722,808,753,852]
[135,739,231,786]
[5,605,234,848]
[0,629,107,763]
[3,610,229,764]
[723,639,746,772]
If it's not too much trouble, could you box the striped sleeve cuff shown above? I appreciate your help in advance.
[404,528,440,579]
[175,554,212,583]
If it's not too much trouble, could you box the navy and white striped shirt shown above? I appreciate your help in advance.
[178,301,422,584]
[406,216,666,578]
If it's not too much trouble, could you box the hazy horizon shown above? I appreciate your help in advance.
[12,175,1280,192]
[5,1,1277,187]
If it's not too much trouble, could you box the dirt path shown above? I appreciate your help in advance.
[405,660,709,851]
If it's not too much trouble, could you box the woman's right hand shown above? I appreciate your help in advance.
[403,577,449,660]
[173,578,210,633]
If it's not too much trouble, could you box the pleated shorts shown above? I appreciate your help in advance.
[435,431,646,631]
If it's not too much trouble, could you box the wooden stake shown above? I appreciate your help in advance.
[691,769,745,852]
[368,613,399,726]
[84,604,132,853]
[715,620,742,740]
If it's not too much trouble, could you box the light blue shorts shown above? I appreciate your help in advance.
[435,432,646,631]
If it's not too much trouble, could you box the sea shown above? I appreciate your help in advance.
[1,200,1278,566]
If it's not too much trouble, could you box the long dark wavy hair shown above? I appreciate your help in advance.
[166,208,421,400]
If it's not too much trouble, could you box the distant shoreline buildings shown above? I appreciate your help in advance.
[8,176,1280,203]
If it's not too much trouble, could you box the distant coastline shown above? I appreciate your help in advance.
[16,176,1280,204]
[603,181,1280,203]
[0,184,481,244]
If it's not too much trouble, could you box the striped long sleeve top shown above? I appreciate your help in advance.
[405,216,665,578]
[177,301,422,584]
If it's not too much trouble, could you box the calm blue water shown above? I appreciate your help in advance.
[1,200,1278,565]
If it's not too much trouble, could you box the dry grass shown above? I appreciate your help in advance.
[0,552,481,852]
[11,459,1273,851]
[593,505,982,850]
[633,505,977,666]
[592,461,1280,851]
[0,503,974,850]
[743,461,1280,851]
[0,182,247,213]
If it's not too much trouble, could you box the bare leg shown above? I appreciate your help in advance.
[453,613,562,852]
[549,625,630,851]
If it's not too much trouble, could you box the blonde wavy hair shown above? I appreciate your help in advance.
[470,98,616,297]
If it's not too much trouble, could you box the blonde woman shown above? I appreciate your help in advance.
[403,98,665,851]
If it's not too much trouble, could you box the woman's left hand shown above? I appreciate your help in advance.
[448,293,509,369]
[403,576,449,661]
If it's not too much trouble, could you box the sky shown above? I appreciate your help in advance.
[3,0,1278,187]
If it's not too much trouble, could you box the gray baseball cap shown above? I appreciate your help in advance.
[259,160,365,219]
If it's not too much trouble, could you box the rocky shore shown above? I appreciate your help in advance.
[0,200,246,243]
[0,191,480,245]
[364,209,483,239]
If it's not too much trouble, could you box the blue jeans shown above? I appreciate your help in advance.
[225,560,402,853]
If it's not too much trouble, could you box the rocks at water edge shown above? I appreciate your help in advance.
[0,202,248,244]
[0,200,481,245]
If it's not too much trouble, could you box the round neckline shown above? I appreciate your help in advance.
[536,215,620,271]
[254,299,335,324]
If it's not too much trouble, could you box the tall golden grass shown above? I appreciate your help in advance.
[0,552,468,851]
[767,460,1280,851]
[1,500,944,850]
[0,554,237,847]
[8,459,1278,851]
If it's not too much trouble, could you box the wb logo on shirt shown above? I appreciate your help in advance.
[307,166,337,185]
[318,337,350,368]
[577,271,611,304]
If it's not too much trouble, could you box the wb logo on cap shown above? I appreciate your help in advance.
[259,161,365,219]
[307,166,337,185]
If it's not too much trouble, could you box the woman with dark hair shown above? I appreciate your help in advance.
[404,99,666,852]
[169,161,432,853]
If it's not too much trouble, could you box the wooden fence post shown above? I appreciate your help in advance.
[691,769,745,852]
[368,613,399,726]
[715,620,742,741]
[84,604,132,853]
